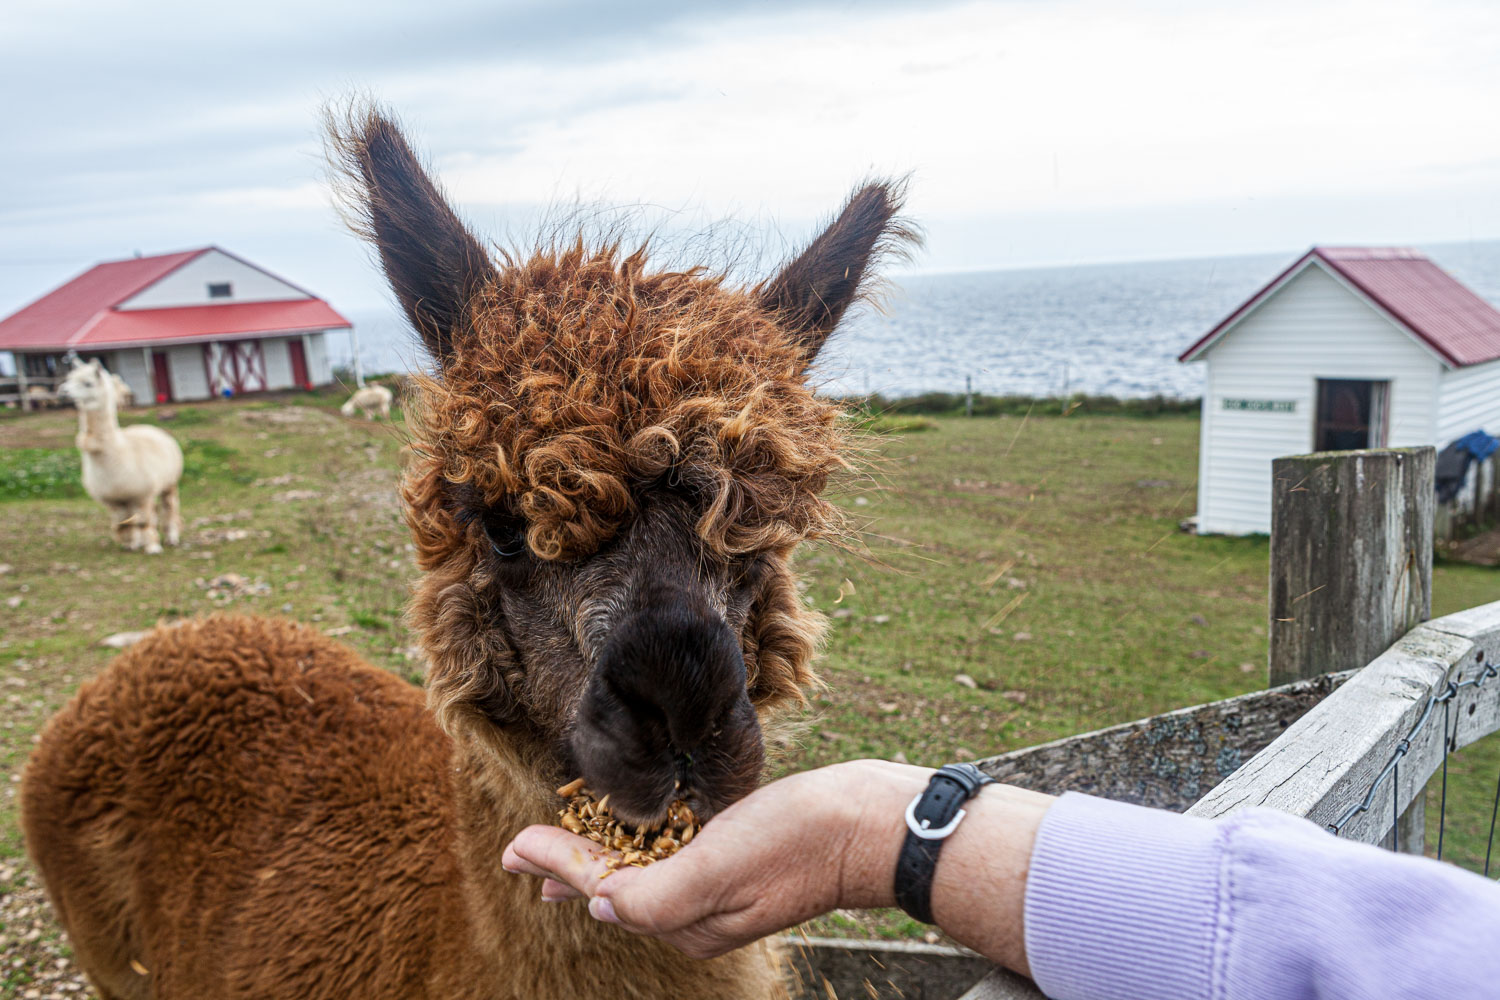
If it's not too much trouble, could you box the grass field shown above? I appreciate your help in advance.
[0,391,1497,984]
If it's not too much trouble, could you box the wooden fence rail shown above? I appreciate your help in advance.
[957,601,1500,1000]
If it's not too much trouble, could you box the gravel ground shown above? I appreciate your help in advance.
[0,862,92,999]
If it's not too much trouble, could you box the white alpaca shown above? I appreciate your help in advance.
[59,360,184,554]
[340,383,393,420]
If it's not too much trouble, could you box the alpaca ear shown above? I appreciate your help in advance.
[326,104,496,363]
[758,181,921,368]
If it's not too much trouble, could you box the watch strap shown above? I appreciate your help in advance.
[893,764,994,924]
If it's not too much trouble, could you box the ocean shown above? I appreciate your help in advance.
[332,241,1500,400]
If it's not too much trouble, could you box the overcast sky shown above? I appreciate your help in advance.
[3,0,1499,316]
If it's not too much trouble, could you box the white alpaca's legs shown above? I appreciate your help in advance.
[127,497,162,554]
[158,486,182,547]
[105,502,134,549]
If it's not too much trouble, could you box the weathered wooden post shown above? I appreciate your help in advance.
[14,354,29,412]
[1268,446,1435,850]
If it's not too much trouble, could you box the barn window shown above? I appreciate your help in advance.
[1315,379,1388,451]
[208,282,233,299]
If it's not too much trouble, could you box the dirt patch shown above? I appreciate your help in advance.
[0,862,90,998]
[948,478,1032,498]
[1444,528,1500,567]
[239,406,337,427]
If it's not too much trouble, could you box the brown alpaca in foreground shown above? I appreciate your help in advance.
[22,107,916,999]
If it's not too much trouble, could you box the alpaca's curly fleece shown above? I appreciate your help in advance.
[402,242,849,564]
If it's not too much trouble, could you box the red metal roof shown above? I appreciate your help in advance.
[0,247,351,352]
[1179,247,1500,368]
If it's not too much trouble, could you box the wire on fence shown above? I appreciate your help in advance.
[1328,654,1500,874]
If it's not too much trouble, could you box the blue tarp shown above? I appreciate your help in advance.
[1456,430,1500,463]
[1436,430,1500,503]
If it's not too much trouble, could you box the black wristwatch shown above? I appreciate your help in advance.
[893,763,995,924]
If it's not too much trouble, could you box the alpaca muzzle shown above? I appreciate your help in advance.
[569,600,765,825]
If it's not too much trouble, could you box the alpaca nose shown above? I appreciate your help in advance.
[570,600,763,823]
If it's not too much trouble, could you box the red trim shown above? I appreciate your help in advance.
[1178,250,1316,362]
[1182,246,1498,367]
[1311,250,1463,367]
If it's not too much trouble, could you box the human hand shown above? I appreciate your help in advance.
[502,759,928,958]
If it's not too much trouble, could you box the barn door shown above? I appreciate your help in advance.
[288,339,310,389]
[151,351,173,403]
[203,340,268,396]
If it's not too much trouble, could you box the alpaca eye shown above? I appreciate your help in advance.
[479,510,527,559]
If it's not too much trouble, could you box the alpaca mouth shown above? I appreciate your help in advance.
[565,714,765,827]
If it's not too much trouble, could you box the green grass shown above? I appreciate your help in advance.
[1,398,1498,949]
[0,448,83,501]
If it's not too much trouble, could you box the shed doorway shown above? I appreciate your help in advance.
[1315,379,1388,451]
[288,339,310,389]
[151,350,173,403]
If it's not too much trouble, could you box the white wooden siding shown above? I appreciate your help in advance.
[1436,358,1500,446]
[166,345,210,401]
[109,349,151,404]
[1196,264,1441,534]
[118,250,311,310]
[262,336,294,390]
[307,332,332,385]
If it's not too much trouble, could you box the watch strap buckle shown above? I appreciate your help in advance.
[904,793,967,840]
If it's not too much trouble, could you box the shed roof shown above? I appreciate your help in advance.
[0,247,351,352]
[1179,247,1500,368]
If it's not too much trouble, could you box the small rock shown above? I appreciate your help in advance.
[1189,613,1209,627]
[1005,577,1027,589]
[272,489,321,503]
[953,673,978,689]
[877,701,899,713]
[1240,661,1258,674]
[853,496,870,506]
[954,748,975,761]
[892,750,910,764]
[900,660,914,672]
[99,631,149,649]
[1001,690,1028,704]
[924,931,941,944]
[871,614,891,624]
[5,596,22,609]
[818,730,846,742]
[1012,631,1032,641]
[323,625,356,637]
[831,608,853,619]
[0,564,12,575]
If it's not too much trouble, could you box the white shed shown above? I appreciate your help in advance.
[0,247,349,404]
[1180,246,1500,535]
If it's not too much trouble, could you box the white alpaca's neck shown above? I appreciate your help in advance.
[76,398,122,453]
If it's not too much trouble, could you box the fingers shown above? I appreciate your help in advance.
[503,825,613,897]
[542,878,582,902]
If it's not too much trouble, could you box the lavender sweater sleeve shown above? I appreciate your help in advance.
[1023,792,1500,1000]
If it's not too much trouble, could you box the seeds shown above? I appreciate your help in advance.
[554,779,701,874]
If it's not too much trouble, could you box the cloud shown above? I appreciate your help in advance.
[3,0,1500,319]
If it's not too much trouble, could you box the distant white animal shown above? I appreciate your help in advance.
[340,383,394,420]
[24,385,58,409]
[109,373,134,408]
[59,360,183,554]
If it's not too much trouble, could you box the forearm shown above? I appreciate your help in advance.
[835,761,1053,977]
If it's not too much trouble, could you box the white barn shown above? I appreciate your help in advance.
[0,247,350,404]
[1180,246,1500,535]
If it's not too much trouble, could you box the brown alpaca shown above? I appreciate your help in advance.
[21,106,917,1000]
